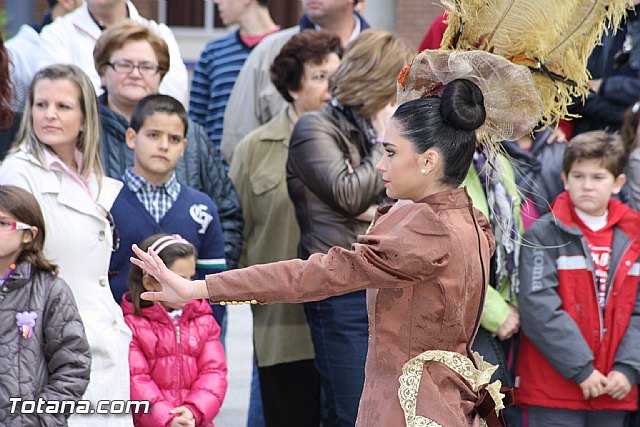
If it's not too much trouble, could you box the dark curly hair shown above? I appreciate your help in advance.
[270,30,343,103]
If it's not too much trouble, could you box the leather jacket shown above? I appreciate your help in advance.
[287,103,385,257]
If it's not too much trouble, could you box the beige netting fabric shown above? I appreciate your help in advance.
[397,50,543,145]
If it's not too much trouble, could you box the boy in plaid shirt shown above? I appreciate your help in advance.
[109,94,226,323]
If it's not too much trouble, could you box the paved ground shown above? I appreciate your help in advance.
[216,305,253,426]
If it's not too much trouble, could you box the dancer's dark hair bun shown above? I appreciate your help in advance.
[440,79,486,131]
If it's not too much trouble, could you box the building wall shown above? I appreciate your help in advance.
[131,0,158,21]
[1,0,47,34]
[361,0,396,31]
[396,0,446,51]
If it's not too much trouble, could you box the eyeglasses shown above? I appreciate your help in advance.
[0,218,32,232]
[106,60,162,76]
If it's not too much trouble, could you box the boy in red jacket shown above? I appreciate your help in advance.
[516,130,640,426]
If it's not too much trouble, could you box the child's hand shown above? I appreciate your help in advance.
[170,418,194,427]
[604,370,632,400]
[579,369,608,400]
[170,406,195,427]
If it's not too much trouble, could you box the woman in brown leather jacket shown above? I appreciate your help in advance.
[132,79,508,427]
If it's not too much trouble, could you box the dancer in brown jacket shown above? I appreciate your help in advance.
[132,77,521,426]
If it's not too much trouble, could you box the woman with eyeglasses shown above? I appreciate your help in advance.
[0,64,133,427]
[92,21,243,325]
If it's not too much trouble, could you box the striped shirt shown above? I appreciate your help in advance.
[189,30,252,154]
[123,168,181,223]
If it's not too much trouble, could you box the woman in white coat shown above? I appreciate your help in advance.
[0,64,132,427]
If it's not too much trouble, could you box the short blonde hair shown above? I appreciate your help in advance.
[330,29,413,119]
[93,20,170,80]
[15,64,104,181]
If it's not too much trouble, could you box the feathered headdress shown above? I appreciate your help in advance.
[398,0,634,143]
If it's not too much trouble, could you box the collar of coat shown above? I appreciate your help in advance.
[551,191,640,238]
[71,1,138,41]
[2,262,33,292]
[14,147,123,219]
[256,106,293,146]
[120,291,212,323]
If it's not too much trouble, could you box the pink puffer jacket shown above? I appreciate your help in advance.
[121,293,227,427]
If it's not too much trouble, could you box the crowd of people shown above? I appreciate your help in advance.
[1,0,640,426]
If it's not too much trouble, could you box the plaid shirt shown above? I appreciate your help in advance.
[123,168,181,224]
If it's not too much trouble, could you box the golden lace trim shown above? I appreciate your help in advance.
[411,416,444,427]
[398,350,504,427]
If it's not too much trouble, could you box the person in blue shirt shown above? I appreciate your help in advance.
[189,0,279,154]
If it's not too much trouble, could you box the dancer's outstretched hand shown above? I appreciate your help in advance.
[130,244,207,303]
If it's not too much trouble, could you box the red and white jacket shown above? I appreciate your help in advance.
[121,294,227,426]
[516,192,640,410]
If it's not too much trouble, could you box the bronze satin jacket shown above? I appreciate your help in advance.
[206,187,495,426]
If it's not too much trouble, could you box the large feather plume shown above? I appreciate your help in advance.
[441,0,634,127]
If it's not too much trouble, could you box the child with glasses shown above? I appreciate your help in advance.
[123,233,227,427]
[0,185,91,425]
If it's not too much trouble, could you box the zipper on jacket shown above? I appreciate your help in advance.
[604,235,638,310]
[176,324,182,395]
[579,235,605,342]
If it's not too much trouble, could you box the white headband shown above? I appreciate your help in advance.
[148,234,191,255]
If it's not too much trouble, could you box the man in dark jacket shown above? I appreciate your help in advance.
[569,0,640,135]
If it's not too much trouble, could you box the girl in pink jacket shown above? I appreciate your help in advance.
[122,234,227,427]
